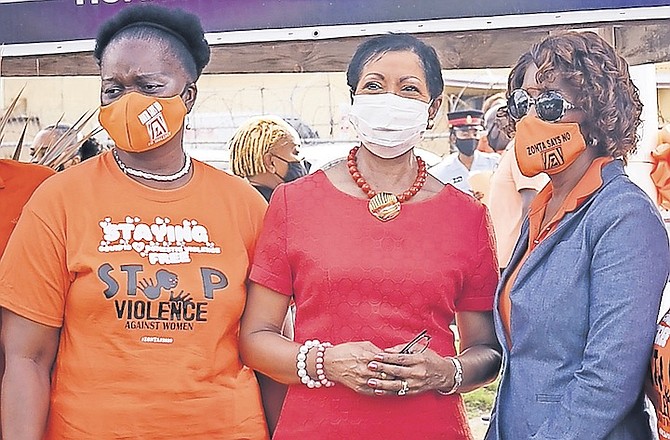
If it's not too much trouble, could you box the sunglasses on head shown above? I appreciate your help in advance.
[507,88,576,123]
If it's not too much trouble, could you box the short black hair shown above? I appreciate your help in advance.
[346,34,444,101]
[94,5,210,79]
[79,138,102,161]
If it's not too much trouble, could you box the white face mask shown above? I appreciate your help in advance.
[348,93,430,159]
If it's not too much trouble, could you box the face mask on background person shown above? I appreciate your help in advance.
[455,138,478,156]
[272,155,308,183]
[514,115,587,177]
[99,91,188,153]
[348,93,430,159]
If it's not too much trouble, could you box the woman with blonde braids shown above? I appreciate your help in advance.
[229,116,307,202]
[229,116,305,435]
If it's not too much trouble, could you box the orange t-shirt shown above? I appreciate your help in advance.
[0,159,54,256]
[652,312,670,439]
[499,157,611,342]
[0,152,269,439]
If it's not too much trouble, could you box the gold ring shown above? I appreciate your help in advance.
[397,379,410,396]
[380,372,388,380]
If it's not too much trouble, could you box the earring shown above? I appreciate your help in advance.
[185,115,192,130]
[427,118,435,130]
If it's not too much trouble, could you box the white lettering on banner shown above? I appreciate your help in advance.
[98,216,221,265]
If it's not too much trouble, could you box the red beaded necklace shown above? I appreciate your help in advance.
[347,146,427,222]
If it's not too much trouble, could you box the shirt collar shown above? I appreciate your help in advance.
[529,156,612,219]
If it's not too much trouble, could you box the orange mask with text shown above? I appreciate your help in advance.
[99,92,187,153]
[514,116,586,177]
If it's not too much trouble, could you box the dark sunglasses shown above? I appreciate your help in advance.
[507,88,576,123]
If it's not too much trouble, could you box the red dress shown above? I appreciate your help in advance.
[250,170,498,440]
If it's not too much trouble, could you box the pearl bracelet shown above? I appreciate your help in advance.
[315,342,335,387]
[296,339,319,388]
[437,356,463,395]
[296,339,335,389]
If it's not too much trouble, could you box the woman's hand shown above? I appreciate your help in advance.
[322,341,383,395]
[364,344,454,396]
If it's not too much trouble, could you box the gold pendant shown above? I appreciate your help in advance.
[368,192,401,222]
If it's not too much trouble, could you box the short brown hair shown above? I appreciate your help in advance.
[507,31,642,159]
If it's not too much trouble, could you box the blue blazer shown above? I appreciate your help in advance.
[486,160,670,440]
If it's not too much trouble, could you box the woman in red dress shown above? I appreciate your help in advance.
[240,34,501,439]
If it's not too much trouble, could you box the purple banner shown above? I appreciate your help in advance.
[0,0,668,45]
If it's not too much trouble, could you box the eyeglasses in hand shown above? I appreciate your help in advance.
[399,329,432,355]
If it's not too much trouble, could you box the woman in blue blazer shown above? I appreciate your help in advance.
[486,31,670,440]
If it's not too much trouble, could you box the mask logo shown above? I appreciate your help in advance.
[138,102,171,146]
[98,91,187,153]
[514,116,586,177]
[543,147,565,170]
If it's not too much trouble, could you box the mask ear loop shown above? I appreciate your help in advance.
[426,98,436,130]
[267,154,286,183]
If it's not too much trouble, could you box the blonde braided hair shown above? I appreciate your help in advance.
[229,116,299,178]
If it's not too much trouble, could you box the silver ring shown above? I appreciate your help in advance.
[380,372,388,380]
[397,379,409,396]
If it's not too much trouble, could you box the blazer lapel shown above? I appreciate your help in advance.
[507,160,624,291]
[493,159,625,354]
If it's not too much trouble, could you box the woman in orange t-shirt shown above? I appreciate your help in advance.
[0,5,268,439]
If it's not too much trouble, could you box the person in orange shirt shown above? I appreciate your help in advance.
[0,158,53,439]
[0,159,54,255]
[650,125,670,211]
[0,5,269,439]
[486,32,669,440]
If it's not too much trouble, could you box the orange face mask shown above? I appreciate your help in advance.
[514,116,586,177]
[98,91,187,153]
